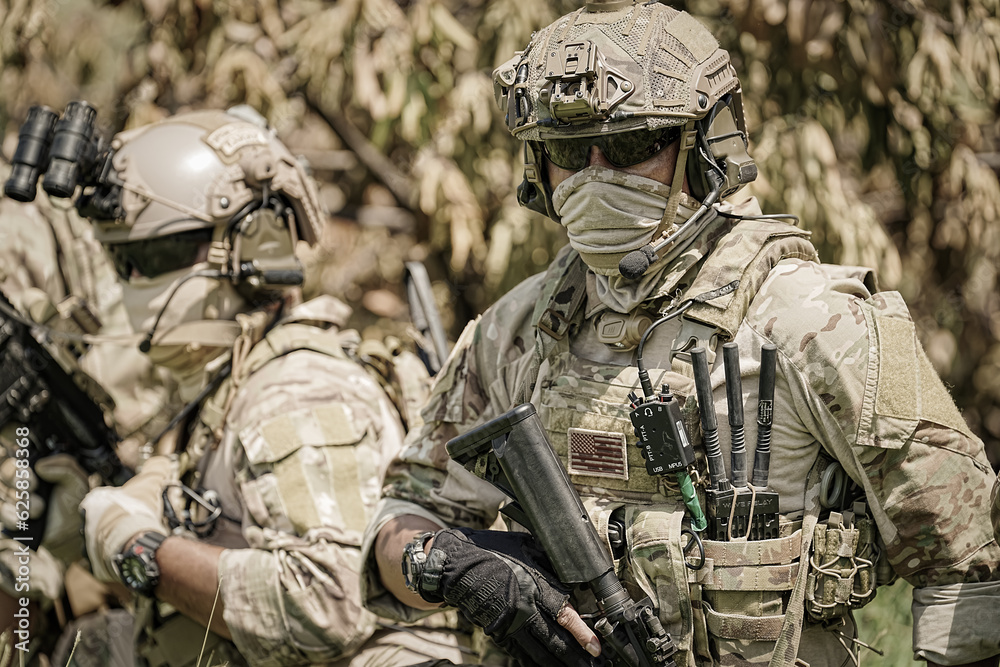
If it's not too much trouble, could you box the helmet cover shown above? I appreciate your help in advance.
[494,1,743,140]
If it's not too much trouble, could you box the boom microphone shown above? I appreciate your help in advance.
[618,172,724,280]
[618,245,659,281]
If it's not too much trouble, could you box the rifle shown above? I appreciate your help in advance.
[447,403,678,667]
[0,291,131,544]
[404,261,451,376]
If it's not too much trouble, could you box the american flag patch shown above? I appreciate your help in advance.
[567,428,628,480]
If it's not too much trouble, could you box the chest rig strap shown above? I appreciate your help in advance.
[513,247,589,405]
[767,454,829,667]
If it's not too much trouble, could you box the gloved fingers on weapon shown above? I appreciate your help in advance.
[0,453,90,556]
[2,454,91,564]
[0,453,43,488]
[0,535,66,601]
[81,455,176,582]
[417,528,599,667]
[557,602,603,658]
[34,455,90,563]
[501,609,596,667]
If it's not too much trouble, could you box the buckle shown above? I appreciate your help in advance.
[537,307,572,340]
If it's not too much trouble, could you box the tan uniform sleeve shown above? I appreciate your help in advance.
[215,349,406,666]
[747,259,1000,664]
[360,275,549,620]
[359,319,508,621]
[0,196,66,305]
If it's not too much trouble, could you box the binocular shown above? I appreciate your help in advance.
[4,100,105,202]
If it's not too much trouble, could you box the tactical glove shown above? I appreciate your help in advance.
[80,455,175,582]
[0,453,90,565]
[414,528,597,667]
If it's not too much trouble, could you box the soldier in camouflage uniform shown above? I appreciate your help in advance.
[0,154,179,662]
[66,109,473,666]
[362,2,1000,666]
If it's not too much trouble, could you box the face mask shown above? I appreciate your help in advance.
[591,194,705,313]
[121,262,246,374]
[551,166,674,276]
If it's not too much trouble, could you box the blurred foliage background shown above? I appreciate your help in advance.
[1,0,998,471]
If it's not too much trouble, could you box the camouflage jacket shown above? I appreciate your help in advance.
[135,296,465,667]
[361,202,1000,665]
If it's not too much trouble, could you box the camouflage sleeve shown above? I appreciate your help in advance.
[360,274,547,621]
[0,196,66,306]
[749,259,1000,663]
[214,349,407,666]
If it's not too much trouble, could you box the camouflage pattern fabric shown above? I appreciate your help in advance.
[993,472,1000,542]
[0,185,70,305]
[497,3,739,140]
[136,297,468,667]
[362,201,1000,665]
[0,169,179,664]
[0,163,181,465]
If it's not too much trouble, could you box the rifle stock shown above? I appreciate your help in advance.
[448,403,677,667]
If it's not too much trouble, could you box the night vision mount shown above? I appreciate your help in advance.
[540,40,635,125]
[3,101,122,221]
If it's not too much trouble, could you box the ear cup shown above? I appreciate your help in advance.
[231,207,303,300]
[687,97,757,201]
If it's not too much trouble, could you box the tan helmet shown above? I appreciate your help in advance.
[86,109,324,298]
[493,0,757,219]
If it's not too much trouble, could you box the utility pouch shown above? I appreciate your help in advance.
[804,502,877,621]
[687,522,804,659]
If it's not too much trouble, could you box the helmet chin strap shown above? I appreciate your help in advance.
[660,120,698,234]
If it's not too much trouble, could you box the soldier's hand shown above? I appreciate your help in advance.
[0,454,90,564]
[80,455,174,582]
[414,528,600,667]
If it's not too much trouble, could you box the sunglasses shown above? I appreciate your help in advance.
[541,126,682,171]
[108,227,213,280]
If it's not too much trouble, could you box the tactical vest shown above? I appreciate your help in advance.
[519,219,880,666]
[137,312,430,667]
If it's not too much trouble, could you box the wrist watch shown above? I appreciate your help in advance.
[114,532,167,597]
[401,531,435,593]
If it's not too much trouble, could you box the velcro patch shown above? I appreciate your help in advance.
[206,123,268,157]
[568,428,628,480]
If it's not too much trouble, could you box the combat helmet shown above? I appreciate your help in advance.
[494,0,757,222]
[85,107,323,299]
